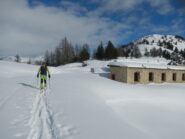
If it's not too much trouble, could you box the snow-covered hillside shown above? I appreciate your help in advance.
[1,60,185,139]
[1,34,185,65]
[0,56,44,64]
[134,34,185,54]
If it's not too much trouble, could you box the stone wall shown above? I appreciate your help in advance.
[110,66,185,84]
[127,68,185,84]
[109,66,127,82]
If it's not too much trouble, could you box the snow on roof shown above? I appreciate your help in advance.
[108,61,185,70]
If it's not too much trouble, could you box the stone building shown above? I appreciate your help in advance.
[108,62,185,84]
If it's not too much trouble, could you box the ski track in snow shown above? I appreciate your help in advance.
[27,90,58,139]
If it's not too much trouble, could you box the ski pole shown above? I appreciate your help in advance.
[37,77,39,89]
[49,78,51,89]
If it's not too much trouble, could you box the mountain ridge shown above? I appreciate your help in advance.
[120,34,185,64]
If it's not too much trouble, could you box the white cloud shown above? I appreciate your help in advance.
[0,0,131,56]
[0,0,183,56]
[91,0,173,15]
[59,1,88,16]
[178,8,185,16]
[148,0,174,15]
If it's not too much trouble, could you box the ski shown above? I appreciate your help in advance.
[40,87,48,94]
[40,88,44,93]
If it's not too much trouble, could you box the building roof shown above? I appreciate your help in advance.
[108,61,185,70]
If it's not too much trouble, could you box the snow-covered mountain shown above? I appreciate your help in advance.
[134,34,185,54]
[1,34,185,65]
[120,34,185,64]
[0,56,44,64]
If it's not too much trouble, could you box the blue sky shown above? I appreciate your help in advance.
[28,0,185,42]
[0,0,185,56]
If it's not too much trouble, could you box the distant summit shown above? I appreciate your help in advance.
[0,55,44,65]
[120,34,185,65]
[134,34,185,52]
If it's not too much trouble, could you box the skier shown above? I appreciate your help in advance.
[37,62,51,89]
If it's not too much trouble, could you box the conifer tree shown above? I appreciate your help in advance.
[79,43,90,61]
[144,48,149,57]
[105,41,117,60]
[174,47,179,53]
[96,42,104,60]
[44,50,50,65]
[133,46,142,58]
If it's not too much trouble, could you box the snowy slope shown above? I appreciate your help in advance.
[0,56,44,64]
[134,34,185,54]
[109,57,185,70]
[1,60,185,139]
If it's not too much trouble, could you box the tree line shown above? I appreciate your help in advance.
[93,41,142,60]
[44,37,90,66]
[13,38,121,66]
[44,38,121,66]
[93,41,118,60]
[14,35,185,66]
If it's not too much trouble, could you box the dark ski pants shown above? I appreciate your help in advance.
[41,79,47,84]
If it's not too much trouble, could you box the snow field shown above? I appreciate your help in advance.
[1,60,185,139]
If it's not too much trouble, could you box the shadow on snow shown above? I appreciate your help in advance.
[19,83,38,90]
[97,67,110,79]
